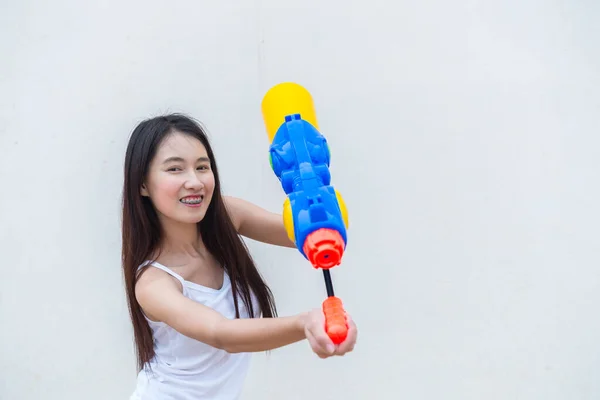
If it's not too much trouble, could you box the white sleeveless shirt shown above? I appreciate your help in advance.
[129,261,257,400]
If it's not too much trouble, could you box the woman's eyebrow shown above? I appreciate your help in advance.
[162,156,209,164]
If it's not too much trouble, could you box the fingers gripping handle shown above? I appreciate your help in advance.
[322,296,348,345]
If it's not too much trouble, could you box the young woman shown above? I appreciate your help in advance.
[122,114,357,399]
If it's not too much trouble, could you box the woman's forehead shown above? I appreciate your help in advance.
[156,133,208,159]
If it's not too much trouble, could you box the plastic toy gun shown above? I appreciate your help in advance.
[261,82,349,344]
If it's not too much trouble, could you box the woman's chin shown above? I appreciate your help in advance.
[169,209,208,225]
[184,212,207,224]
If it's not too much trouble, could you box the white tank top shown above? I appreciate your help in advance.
[129,261,257,400]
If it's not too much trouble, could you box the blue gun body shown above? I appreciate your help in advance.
[269,114,347,259]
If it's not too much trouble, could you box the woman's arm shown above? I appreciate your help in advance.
[135,268,345,356]
[224,195,296,248]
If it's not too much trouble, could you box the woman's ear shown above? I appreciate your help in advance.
[140,183,149,197]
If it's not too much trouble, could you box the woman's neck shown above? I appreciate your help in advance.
[159,218,207,259]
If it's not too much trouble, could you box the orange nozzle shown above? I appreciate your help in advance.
[302,228,345,269]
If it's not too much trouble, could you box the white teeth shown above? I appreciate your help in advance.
[180,196,203,204]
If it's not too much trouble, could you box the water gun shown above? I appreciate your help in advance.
[261,82,350,345]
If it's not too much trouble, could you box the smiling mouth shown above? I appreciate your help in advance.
[180,195,203,205]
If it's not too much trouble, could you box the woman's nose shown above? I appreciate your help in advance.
[184,171,204,190]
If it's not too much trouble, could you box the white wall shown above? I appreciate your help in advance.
[2,0,599,398]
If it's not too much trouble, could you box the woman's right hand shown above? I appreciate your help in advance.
[302,308,357,359]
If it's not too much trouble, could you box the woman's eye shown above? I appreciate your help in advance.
[167,167,181,172]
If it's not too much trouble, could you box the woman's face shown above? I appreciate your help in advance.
[141,131,215,225]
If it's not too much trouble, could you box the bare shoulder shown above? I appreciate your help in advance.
[135,265,183,292]
[134,266,184,321]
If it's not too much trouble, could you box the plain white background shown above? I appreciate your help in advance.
[1,0,599,399]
